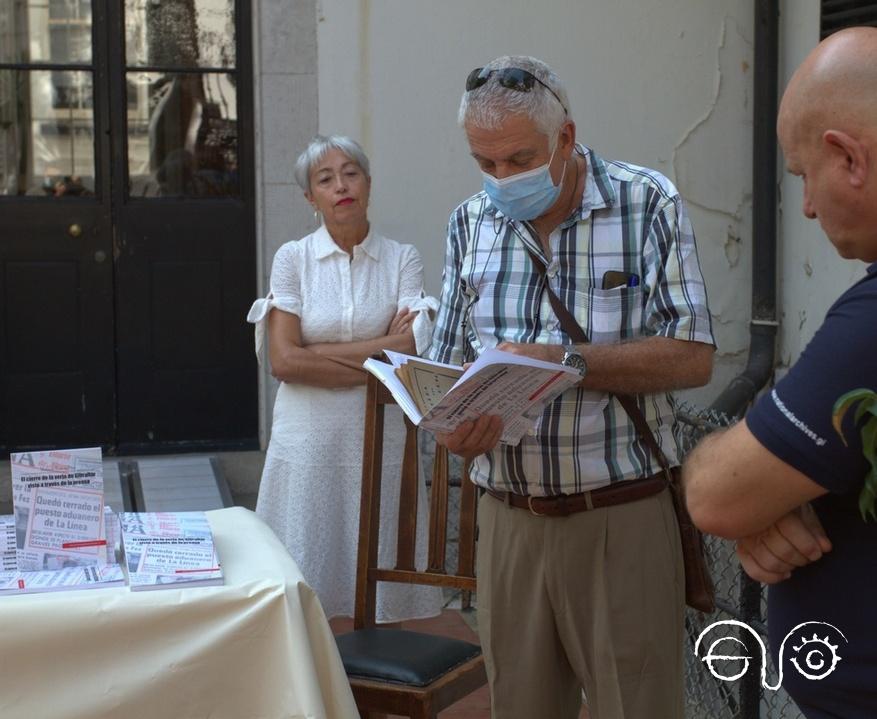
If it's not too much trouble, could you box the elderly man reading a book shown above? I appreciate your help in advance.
[427,56,715,719]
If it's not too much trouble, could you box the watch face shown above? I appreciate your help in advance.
[562,351,586,375]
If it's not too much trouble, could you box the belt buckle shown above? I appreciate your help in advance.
[527,495,545,516]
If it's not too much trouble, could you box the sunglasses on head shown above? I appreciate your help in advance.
[465,67,568,115]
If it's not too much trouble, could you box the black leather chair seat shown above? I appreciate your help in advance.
[336,628,482,687]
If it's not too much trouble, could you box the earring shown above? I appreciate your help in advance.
[313,207,320,222]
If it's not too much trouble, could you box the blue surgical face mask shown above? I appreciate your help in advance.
[481,143,567,221]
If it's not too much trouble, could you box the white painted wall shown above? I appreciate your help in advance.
[253,0,320,446]
[250,2,873,458]
[316,0,755,406]
[777,0,870,373]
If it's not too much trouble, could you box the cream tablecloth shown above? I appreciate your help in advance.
[0,506,358,719]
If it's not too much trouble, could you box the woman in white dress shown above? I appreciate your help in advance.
[247,136,443,622]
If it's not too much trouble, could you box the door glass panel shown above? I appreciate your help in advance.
[0,0,93,64]
[127,71,238,197]
[0,69,95,196]
[125,0,235,69]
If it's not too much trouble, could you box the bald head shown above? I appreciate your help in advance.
[778,27,877,262]
[779,27,877,144]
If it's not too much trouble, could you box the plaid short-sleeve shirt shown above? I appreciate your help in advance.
[428,146,715,496]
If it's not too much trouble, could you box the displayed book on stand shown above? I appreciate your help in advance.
[363,347,583,445]
[120,512,223,591]
[10,447,108,571]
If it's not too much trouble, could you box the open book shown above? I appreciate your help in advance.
[363,348,582,445]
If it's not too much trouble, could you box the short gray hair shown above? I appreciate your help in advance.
[458,56,570,146]
[293,135,371,193]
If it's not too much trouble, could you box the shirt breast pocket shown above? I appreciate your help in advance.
[583,286,644,344]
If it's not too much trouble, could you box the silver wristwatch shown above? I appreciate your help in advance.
[561,344,587,376]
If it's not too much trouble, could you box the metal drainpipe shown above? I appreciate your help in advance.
[708,3,780,719]
[709,0,780,421]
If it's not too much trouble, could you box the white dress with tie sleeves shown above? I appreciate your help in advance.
[247,225,442,622]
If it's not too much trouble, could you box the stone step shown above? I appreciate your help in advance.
[129,456,232,512]
[81,456,233,514]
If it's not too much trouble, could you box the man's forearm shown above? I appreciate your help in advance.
[578,336,713,394]
[500,336,713,395]
[683,421,828,539]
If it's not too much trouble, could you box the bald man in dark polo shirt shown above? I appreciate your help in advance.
[684,27,877,719]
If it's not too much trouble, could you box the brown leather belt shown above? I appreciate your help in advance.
[484,474,668,517]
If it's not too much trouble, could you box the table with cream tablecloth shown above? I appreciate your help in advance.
[0,506,358,719]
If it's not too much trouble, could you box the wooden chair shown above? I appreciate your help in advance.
[335,372,486,719]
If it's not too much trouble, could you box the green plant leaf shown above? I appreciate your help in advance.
[859,467,877,522]
[832,389,877,521]
[854,397,877,426]
[833,389,877,446]
[857,418,877,522]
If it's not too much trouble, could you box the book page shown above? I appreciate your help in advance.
[382,350,460,372]
[363,348,587,444]
[398,360,463,415]
[362,356,425,424]
[420,353,587,445]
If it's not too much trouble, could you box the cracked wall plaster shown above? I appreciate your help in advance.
[672,15,752,221]
[723,231,742,267]
[666,13,754,368]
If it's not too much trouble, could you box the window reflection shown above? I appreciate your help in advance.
[0,0,93,64]
[127,72,238,198]
[125,0,235,69]
[0,69,95,196]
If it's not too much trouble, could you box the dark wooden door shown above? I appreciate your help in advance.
[0,0,257,454]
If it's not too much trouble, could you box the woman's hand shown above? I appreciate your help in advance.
[388,307,418,335]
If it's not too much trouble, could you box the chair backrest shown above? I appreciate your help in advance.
[354,372,478,630]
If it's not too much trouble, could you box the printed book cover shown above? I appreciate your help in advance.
[120,512,223,591]
[10,448,107,571]
[0,564,125,596]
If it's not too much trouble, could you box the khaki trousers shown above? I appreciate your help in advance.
[476,487,685,719]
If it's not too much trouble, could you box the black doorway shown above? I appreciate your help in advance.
[0,0,258,454]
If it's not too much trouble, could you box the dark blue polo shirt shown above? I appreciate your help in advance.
[745,263,877,718]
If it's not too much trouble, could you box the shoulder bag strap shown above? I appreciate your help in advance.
[522,245,673,477]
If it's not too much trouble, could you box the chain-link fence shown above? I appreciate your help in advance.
[675,402,804,719]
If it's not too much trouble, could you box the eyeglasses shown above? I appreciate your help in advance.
[465,67,568,115]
